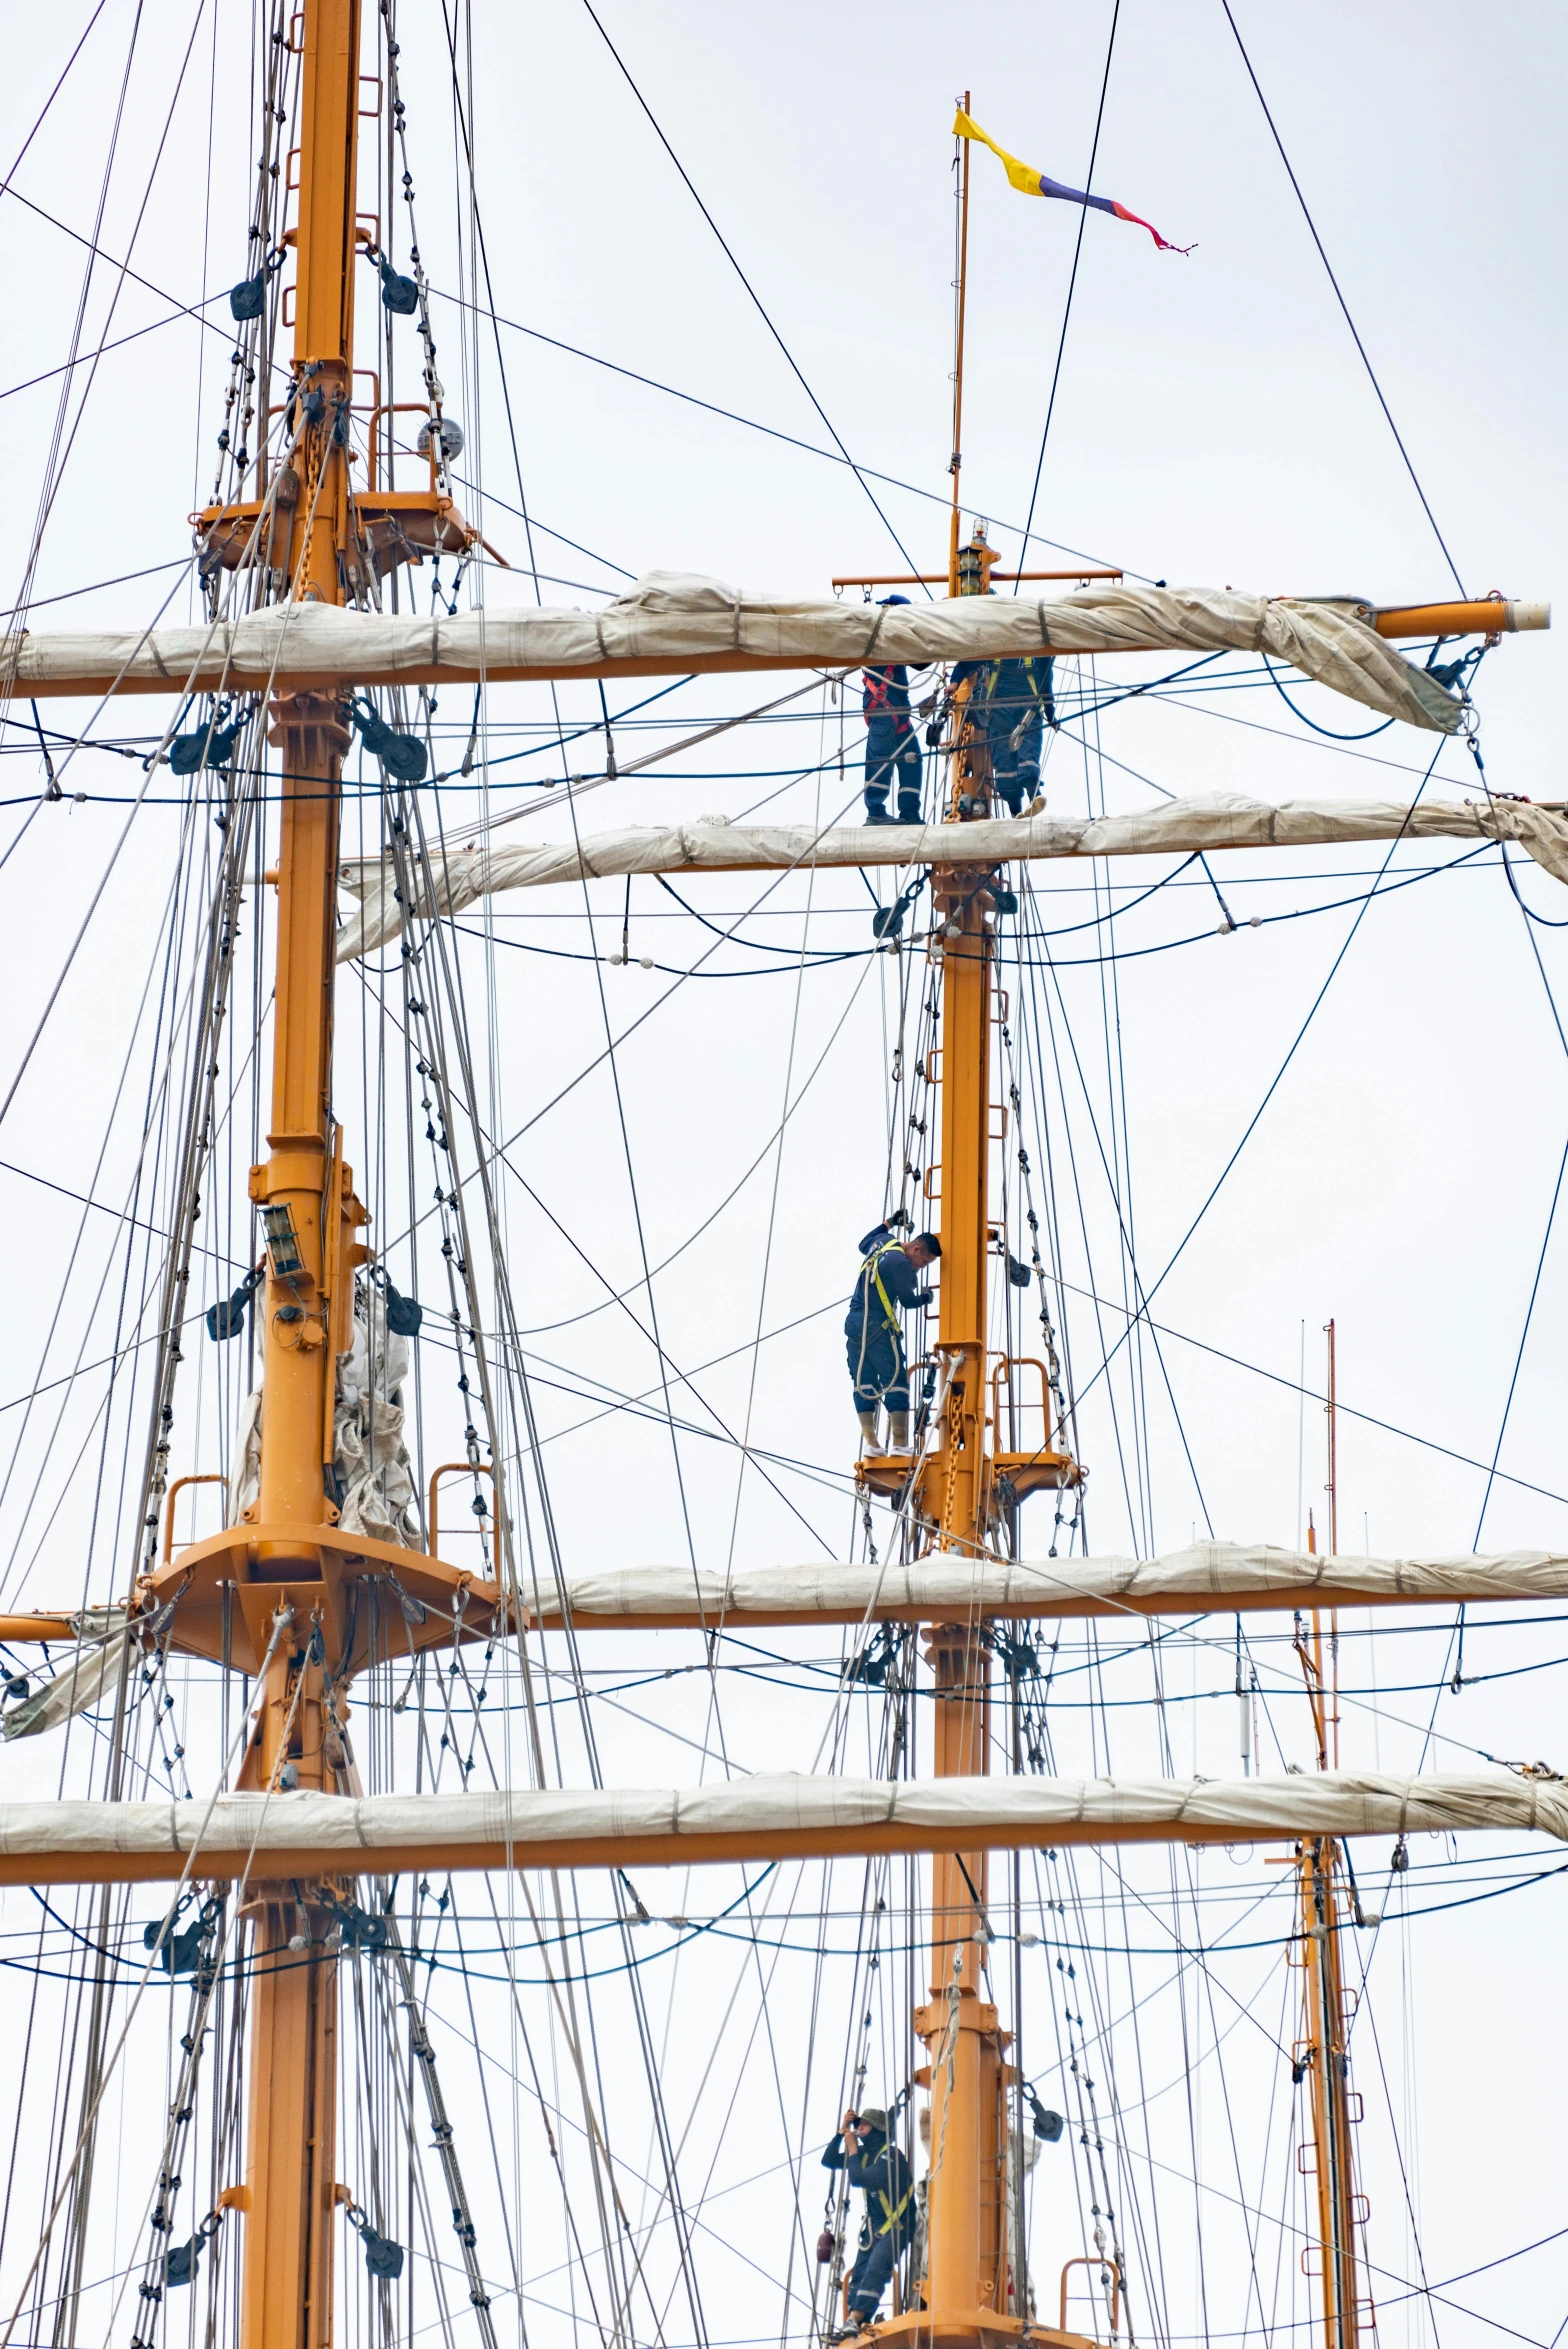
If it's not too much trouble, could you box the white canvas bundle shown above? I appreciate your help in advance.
[2,573,1469,723]
[0,1768,1562,1877]
[228,1292,419,1546]
[335,794,1568,961]
[518,1541,1568,1626]
[0,1618,134,1742]
[332,1292,420,1546]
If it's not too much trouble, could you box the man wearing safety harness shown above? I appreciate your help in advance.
[861,594,925,827]
[846,1215,940,1452]
[949,651,1056,814]
[822,2106,916,2334]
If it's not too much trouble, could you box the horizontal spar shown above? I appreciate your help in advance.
[2,574,1507,729]
[0,1769,1561,1887]
[517,1542,1568,1631]
[1,1542,1559,1666]
[336,793,1568,960]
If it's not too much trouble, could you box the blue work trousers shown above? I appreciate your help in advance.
[846,1324,909,1412]
[986,703,1041,813]
[847,2232,898,2320]
[865,719,923,820]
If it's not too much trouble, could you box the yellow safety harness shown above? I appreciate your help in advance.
[859,1241,907,1340]
[872,2176,915,2239]
[973,652,1051,711]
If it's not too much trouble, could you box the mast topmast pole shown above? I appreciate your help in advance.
[858,515,1081,2347]
[1296,1321,1362,2349]
[239,2,365,2342]
[915,543,1020,2340]
[948,93,971,598]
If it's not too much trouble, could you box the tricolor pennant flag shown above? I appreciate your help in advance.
[954,108,1193,255]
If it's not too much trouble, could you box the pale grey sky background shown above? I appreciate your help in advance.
[0,6,1564,2347]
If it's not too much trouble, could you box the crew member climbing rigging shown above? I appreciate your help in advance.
[823,2107,916,2335]
[862,594,924,826]
[950,652,1056,815]
[846,1215,939,1452]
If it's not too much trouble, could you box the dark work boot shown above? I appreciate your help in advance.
[896,794,923,826]
[864,794,894,826]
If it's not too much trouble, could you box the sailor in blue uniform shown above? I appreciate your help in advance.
[950,652,1056,814]
[846,1218,939,1451]
[822,2107,916,2333]
[862,595,924,826]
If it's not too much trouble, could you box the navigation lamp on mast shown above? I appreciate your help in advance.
[260,1202,305,1280]
[956,520,995,595]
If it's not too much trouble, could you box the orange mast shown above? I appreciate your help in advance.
[847,102,1083,2335]
[1294,1320,1363,2349]
[236,3,362,2340]
[857,507,1079,2343]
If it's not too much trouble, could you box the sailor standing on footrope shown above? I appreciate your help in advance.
[846,1214,939,1452]
[862,594,925,826]
[822,2107,916,2335]
[949,650,1056,814]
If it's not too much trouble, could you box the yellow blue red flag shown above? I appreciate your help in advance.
[954,108,1192,254]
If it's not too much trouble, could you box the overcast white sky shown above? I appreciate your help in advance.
[0,6,1565,2346]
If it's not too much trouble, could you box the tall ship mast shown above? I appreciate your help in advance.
[0,14,1561,2349]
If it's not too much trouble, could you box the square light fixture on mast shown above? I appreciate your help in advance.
[260,1203,305,1280]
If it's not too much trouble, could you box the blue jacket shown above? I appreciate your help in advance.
[822,2130,916,2249]
[845,1225,931,1340]
[951,654,1055,724]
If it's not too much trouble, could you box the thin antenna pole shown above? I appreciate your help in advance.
[948,91,971,597]
[1325,1317,1338,1557]
[1295,1316,1305,1550]
[1325,1317,1340,1765]
[1297,1315,1359,2349]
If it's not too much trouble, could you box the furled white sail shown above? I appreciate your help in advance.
[335,794,1568,961]
[0,1769,1561,1885]
[229,1295,421,1547]
[0,1613,132,1741]
[3,574,1473,723]
[516,1542,1568,1628]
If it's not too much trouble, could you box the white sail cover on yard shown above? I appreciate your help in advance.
[336,794,1568,961]
[4,575,1466,723]
[0,1769,1563,1885]
[229,1293,421,1546]
[0,1611,132,1742]
[517,1542,1568,1627]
